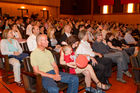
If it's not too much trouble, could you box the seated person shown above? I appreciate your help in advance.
[124,30,138,45]
[92,32,133,83]
[0,29,28,87]
[60,36,111,93]
[47,27,61,52]
[10,23,26,43]
[76,30,112,85]
[27,26,40,51]
[59,25,72,45]
[106,32,139,56]
[30,34,79,93]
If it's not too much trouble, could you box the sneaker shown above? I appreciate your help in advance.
[116,78,126,83]
[123,71,132,78]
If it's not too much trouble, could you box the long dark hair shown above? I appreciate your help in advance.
[105,33,113,42]
[66,35,80,51]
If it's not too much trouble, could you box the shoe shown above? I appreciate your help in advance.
[85,87,96,93]
[105,79,112,86]
[116,78,126,83]
[16,82,24,87]
[85,87,105,93]
[123,71,132,78]
[96,82,111,90]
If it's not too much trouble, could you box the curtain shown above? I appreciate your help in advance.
[98,0,114,6]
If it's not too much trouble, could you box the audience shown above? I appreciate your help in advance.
[92,32,133,83]
[0,15,139,92]
[30,34,79,93]
[60,35,110,92]
[76,30,112,85]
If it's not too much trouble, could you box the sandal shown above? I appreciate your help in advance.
[96,82,110,90]
[16,82,24,87]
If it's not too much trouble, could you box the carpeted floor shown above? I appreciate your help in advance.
[0,69,137,93]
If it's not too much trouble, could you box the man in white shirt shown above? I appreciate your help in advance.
[26,21,35,36]
[27,26,40,51]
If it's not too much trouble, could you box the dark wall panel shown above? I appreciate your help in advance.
[113,0,123,13]
[93,0,100,14]
[60,0,91,15]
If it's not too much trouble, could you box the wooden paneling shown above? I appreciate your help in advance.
[0,2,58,17]
[59,14,140,24]
[0,0,60,7]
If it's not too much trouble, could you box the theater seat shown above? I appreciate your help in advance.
[130,49,140,93]
[22,55,68,93]
[0,53,14,84]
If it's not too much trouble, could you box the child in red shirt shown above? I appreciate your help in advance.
[62,45,77,74]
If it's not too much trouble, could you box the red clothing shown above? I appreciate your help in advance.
[63,52,76,74]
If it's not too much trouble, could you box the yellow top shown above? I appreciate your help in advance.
[31,48,54,72]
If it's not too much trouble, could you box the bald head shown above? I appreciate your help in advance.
[33,26,40,36]
[36,34,48,48]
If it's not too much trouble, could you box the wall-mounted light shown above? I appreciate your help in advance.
[18,6,28,17]
[20,6,25,9]
[127,3,134,13]
[43,8,47,11]
[103,5,108,14]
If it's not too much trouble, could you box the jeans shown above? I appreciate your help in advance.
[104,51,129,78]
[42,70,79,93]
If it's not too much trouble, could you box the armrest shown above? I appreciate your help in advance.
[132,67,140,70]
[22,71,41,78]
[22,71,43,93]
[0,55,10,71]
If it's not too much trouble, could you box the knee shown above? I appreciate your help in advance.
[72,75,79,82]
[84,70,91,77]
[9,58,20,67]
[14,61,20,67]
[99,64,105,71]
[47,87,59,93]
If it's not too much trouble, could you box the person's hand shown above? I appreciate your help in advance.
[61,41,68,45]
[117,47,122,51]
[55,45,61,49]
[91,57,98,66]
[14,52,20,56]
[48,47,53,50]
[96,53,103,58]
[67,62,77,68]
[52,74,61,81]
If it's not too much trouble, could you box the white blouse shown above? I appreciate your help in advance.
[76,40,95,57]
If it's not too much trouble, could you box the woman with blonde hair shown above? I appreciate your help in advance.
[1,29,28,87]
[47,27,61,52]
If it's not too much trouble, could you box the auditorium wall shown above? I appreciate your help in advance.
[0,2,59,18]
[59,14,140,24]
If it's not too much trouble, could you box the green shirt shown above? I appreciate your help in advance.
[31,48,54,72]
